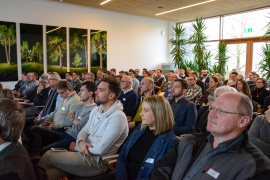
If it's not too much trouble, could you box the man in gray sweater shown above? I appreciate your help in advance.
[38,78,129,179]
[40,81,97,154]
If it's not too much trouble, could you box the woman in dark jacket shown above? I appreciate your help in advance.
[115,95,179,180]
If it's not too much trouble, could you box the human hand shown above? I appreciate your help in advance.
[48,123,55,130]
[128,121,135,129]
[78,141,93,157]
[34,114,42,124]
[24,99,30,103]
[67,112,75,119]
[37,84,43,94]
[69,142,76,152]
[72,119,80,124]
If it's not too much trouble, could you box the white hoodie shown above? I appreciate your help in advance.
[75,100,128,156]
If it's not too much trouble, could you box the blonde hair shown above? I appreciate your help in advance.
[141,95,174,135]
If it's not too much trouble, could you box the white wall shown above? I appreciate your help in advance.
[0,0,172,89]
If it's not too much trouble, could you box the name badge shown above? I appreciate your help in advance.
[145,158,154,164]
[207,168,220,179]
[62,107,65,110]
[78,116,81,119]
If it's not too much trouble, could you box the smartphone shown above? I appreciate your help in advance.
[51,148,67,152]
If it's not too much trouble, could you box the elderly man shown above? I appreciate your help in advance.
[129,77,154,129]
[0,99,46,179]
[118,75,138,117]
[84,73,95,82]
[151,92,270,179]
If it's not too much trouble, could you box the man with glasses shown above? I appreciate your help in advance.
[28,80,81,157]
[185,74,202,105]
[249,73,259,92]
[152,92,270,179]
[84,73,95,82]
[118,75,138,117]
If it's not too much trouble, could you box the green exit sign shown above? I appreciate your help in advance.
[244,28,252,33]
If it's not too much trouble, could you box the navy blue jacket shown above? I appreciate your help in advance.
[118,90,139,116]
[116,124,179,180]
[169,97,197,136]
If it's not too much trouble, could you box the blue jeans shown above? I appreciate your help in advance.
[41,132,76,154]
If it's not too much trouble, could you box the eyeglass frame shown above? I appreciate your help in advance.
[209,105,246,116]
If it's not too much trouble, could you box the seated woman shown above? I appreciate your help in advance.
[248,108,270,159]
[200,76,220,106]
[116,95,179,179]
[236,79,251,98]
[251,78,270,110]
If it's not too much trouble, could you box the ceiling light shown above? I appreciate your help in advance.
[100,0,111,5]
[156,0,216,16]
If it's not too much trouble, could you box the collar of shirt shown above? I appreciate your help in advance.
[123,88,133,94]
[0,142,12,152]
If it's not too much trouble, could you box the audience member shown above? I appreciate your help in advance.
[169,79,197,136]
[248,109,270,159]
[84,73,95,82]
[81,72,87,81]
[95,70,103,84]
[71,71,82,94]
[41,81,97,154]
[191,71,205,94]
[236,79,251,98]
[236,74,244,81]
[28,80,81,156]
[226,71,238,87]
[186,67,191,77]
[103,70,110,78]
[179,69,186,79]
[66,72,73,84]
[153,69,165,94]
[249,73,259,92]
[200,76,219,106]
[199,70,210,84]
[251,78,270,110]
[37,78,128,178]
[118,75,139,117]
[214,73,223,85]
[159,73,172,93]
[116,95,179,179]
[129,77,154,129]
[0,99,47,179]
[129,69,139,92]
[135,69,142,82]
[110,68,116,78]
[13,72,27,91]
[151,92,270,179]
[185,74,202,105]
[164,73,179,99]
[143,71,151,78]
[17,72,39,98]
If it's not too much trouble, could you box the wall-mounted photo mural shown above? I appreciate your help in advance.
[90,30,107,74]
[69,28,88,74]
[46,26,67,79]
[20,23,43,75]
[0,21,18,81]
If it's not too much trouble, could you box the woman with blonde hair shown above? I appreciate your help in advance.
[116,95,179,179]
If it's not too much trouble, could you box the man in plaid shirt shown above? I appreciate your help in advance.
[185,74,202,105]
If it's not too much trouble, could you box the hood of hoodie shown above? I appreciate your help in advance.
[95,100,124,119]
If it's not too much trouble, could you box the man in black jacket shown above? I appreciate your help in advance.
[151,92,270,180]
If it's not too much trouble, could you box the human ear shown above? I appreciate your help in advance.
[238,116,250,128]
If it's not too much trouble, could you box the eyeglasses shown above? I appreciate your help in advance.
[209,105,245,116]
[256,82,263,84]
[57,90,67,95]
[48,78,56,81]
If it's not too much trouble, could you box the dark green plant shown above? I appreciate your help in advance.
[91,31,107,68]
[184,59,197,71]
[214,42,229,79]
[258,43,270,79]
[169,23,186,69]
[189,17,208,72]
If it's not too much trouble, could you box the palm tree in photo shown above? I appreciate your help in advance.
[91,31,107,68]
[48,36,66,68]
[21,41,29,62]
[0,24,16,65]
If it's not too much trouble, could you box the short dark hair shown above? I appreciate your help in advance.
[33,72,38,79]
[66,72,72,76]
[119,70,124,74]
[56,80,73,91]
[174,79,188,90]
[104,70,110,75]
[0,99,25,142]
[124,71,129,75]
[81,81,97,98]
[157,69,162,73]
[129,69,135,74]
[73,71,80,76]
[110,68,116,73]
[231,72,238,76]
[98,78,121,100]
[144,71,151,77]
[253,74,259,78]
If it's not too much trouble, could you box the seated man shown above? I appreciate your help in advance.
[28,80,81,156]
[151,92,270,179]
[185,74,202,105]
[129,69,139,92]
[118,75,138,117]
[40,81,97,154]
[37,78,129,179]
[169,79,197,136]
[17,72,39,98]
[0,99,46,179]
[71,71,82,94]
[248,107,270,159]
[128,77,154,129]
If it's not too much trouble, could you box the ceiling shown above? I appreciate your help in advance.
[51,0,270,22]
